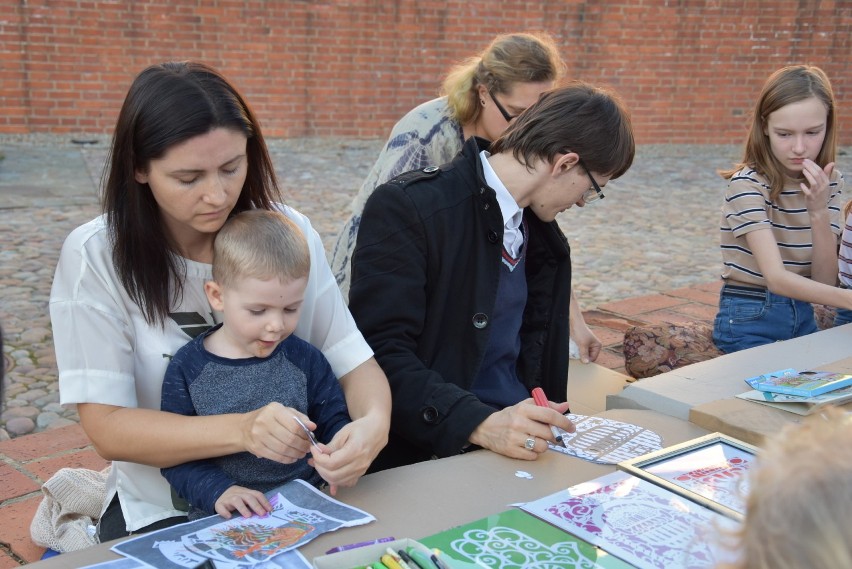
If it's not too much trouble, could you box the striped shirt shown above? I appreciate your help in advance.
[719,167,844,286]
[839,211,852,287]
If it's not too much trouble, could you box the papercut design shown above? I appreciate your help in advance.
[644,443,752,514]
[619,434,756,519]
[549,414,663,464]
[522,472,739,569]
[421,509,631,568]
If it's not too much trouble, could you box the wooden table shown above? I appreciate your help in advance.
[25,409,709,568]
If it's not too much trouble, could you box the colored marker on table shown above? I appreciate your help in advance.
[406,547,438,569]
[531,387,568,447]
[381,553,405,569]
[387,548,415,569]
[324,536,396,554]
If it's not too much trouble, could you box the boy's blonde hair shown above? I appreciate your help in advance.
[729,406,852,569]
[212,209,310,288]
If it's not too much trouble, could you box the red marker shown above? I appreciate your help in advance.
[531,387,568,447]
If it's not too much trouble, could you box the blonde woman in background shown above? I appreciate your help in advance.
[331,32,602,363]
[330,32,565,298]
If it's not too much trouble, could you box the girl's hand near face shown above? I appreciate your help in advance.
[801,159,835,212]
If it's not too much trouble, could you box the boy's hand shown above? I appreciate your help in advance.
[214,485,272,519]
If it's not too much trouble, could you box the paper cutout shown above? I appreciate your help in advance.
[521,471,739,569]
[421,508,631,568]
[549,414,663,464]
[641,441,752,515]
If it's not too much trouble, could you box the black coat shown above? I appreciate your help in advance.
[350,137,572,470]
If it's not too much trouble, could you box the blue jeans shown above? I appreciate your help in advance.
[712,284,818,354]
[835,308,852,327]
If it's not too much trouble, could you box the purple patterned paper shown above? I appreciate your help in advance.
[522,472,740,569]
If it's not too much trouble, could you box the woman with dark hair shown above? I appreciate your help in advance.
[50,61,390,540]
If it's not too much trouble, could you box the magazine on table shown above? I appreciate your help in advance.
[736,383,852,416]
[743,368,852,398]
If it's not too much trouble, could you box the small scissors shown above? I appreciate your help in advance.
[293,415,322,452]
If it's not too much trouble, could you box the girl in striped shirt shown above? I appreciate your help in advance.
[713,65,847,354]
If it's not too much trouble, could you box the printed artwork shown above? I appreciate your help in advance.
[421,509,632,569]
[81,559,148,569]
[522,472,740,569]
[642,441,752,515]
[549,414,663,464]
[112,479,374,569]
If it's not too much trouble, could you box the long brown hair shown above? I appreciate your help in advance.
[720,65,837,199]
[102,61,282,326]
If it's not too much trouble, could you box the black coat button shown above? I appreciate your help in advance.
[422,406,438,423]
[487,230,499,243]
[472,313,488,329]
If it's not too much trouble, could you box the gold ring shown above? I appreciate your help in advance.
[524,437,535,450]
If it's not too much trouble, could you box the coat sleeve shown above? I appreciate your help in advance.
[349,184,494,457]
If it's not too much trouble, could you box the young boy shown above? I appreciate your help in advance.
[160,209,351,520]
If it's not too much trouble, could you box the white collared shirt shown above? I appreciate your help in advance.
[480,150,524,258]
[51,205,373,531]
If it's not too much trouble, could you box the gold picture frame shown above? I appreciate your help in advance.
[617,432,757,520]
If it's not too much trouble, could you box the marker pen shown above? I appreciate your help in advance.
[531,387,569,447]
[324,536,395,554]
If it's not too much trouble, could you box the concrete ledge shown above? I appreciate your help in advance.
[606,324,852,421]
[567,361,631,415]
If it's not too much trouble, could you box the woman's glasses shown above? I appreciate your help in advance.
[488,90,519,122]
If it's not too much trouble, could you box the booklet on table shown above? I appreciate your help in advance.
[743,368,852,398]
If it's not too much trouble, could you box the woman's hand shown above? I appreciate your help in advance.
[308,358,390,494]
[214,485,272,519]
[468,398,574,459]
[240,402,312,463]
[309,412,389,495]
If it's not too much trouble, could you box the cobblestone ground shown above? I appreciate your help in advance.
[1,135,751,439]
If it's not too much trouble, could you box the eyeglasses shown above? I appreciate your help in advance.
[488,90,519,122]
[578,158,605,203]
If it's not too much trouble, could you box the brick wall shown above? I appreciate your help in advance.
[0,0,849,144]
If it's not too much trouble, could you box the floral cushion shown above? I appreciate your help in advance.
[623,305,839,380]
[622,322,722,380]
[813,304,837,330]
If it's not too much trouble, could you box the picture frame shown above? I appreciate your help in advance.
[617,432,757,520]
